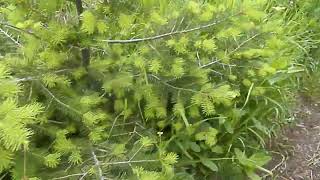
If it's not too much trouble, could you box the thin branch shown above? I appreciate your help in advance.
[91,150,105,180]
[0,27,22,47]
[200,59,220,68]
[13,77,35,82]
[228,33,261,55]
[51,173,85,180]
[39,83,82,115]
[103,112,123,143]
[0,22,40,39]
[129,145,144,161]
[102,159,159,166]
[0,173,8,180]
[241,83,254,110]
[150,74,198,93]
[79,172,89,180]
[101,13,241,44]
[196,51,202,67]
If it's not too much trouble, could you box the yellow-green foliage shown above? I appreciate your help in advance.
[0,0,318,179]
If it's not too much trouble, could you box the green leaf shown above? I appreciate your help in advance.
[189,142,201,152]
[245,169,262,180]
[150,11,167,25]
[0,80,21,97]
[118,13,134,29]
[44,153,61,168]
[187,1,200,14]
[234,148,248,166]
[162,152,179,165]
[195,128,218,147]
[249,153,272,167]
[81,11,96,34]
[211,145,224,154]
[0,148,13,172]
[235,149,271,169]
[97,21,108,34]
[202,39,217,53]
[200,158,218,172]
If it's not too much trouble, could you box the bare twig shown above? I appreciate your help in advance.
[200,59,220,68]
[150,74,198,93]
[228,33,261,55]
[91,150,105,180]
[103,112,123,143]
[51,173,85,180]
[79,172,89,180]
[196,51,202,66]
[39,83,82,115]
[102,159,159,166]
[101,13,241,44]
[129,145,144,161]
[0,173,8,180]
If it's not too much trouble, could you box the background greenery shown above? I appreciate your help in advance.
[0,0,319,179]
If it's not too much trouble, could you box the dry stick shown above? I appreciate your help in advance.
[51,173,86,180]
[101,13,241,44]
[91,150,105,180]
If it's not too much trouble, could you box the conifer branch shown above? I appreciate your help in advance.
[0,27,22,47]
[101,13,242,44]
[0,22,40,39]
[150,74,198,93]
[91,150,105,180]
[228,33,261,55]
[39,83,82,115]
[200,59,220,68]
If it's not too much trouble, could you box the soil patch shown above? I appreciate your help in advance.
[265,96,320,180]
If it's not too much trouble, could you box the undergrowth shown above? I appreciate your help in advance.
[0,0,319,180]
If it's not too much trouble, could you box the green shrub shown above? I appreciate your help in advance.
[0,0,316,179]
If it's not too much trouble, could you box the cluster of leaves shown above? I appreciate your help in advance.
[0,0,318,179]
[293,0,320,100]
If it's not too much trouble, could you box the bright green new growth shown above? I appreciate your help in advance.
[0,0,319,179]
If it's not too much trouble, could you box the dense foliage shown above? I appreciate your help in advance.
[0,0,319,179]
